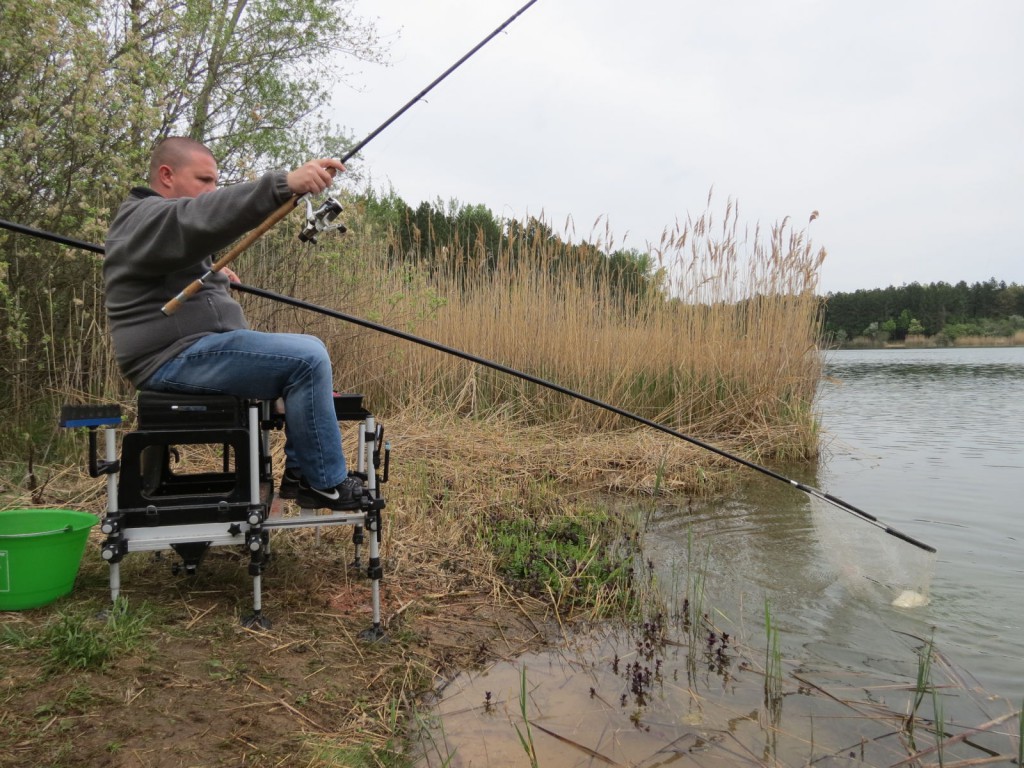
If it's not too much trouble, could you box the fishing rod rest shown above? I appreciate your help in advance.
[60,391,391,636]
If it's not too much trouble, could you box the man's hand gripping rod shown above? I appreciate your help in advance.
[161,0,540,317]
[161,173,344,315]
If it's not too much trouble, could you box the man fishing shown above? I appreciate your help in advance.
[103,136,361,510]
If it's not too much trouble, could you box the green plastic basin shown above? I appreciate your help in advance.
[0,509,98,610]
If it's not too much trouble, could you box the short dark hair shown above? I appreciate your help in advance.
[148,137,215,186]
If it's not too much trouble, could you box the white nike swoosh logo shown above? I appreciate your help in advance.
[314,488,339,500]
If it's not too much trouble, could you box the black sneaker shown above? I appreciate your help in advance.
[296,476,363,511]
[279,468,302,499]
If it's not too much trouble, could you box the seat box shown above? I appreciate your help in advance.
[137,392,245,429]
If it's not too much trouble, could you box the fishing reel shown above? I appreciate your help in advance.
[299,195,347,244]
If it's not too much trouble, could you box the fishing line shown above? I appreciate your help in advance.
[229,282,937,555]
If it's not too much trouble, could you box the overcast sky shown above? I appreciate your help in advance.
[336,1,1022,294]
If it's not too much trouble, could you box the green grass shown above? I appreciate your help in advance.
[1018,700,1023,766]
[304,741,410,768]
[931,685,946,765]
[483,507,641,616]
[2,597,151,671]
[304,698,414,767]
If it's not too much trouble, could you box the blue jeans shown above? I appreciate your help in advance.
[142,330,346,488]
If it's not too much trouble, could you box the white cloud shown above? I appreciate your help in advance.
[336,0,1024,293]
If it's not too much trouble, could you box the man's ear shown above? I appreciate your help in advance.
[155,164,175,191]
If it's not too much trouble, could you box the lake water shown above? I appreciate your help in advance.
[650,346,1024,700]
[419,346,1024,765]
[815,346,1024,702]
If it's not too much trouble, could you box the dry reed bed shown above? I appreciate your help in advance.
[233,197,825,465]
[5,196,824,467]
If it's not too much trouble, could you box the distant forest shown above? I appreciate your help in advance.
[821,279,1024,345]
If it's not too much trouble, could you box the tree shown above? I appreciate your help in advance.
[106,0,387,179]
[1,0,158,430]
[0,0,386,231]
[0,0,388,439]
[599,248,664,310]
[967,278,1003,318]
[822,279,1024,342]
[0,0,154,237]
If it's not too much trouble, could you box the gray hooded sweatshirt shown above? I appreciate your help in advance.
[103,172,293,387]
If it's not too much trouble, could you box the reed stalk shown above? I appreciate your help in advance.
[931,686,945,766]
[906,635,935,750]
[514,665,539,768]
[684,528,710,655]
[1018,700,1023,767]
[763,598,783,709]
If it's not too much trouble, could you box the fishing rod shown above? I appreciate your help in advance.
[230,282,937,555]
[161,0,541,316]
[0,0,936,554]
[0,218,104,255]
[0,214,938,554]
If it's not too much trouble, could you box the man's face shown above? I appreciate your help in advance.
[160,150,219,198]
